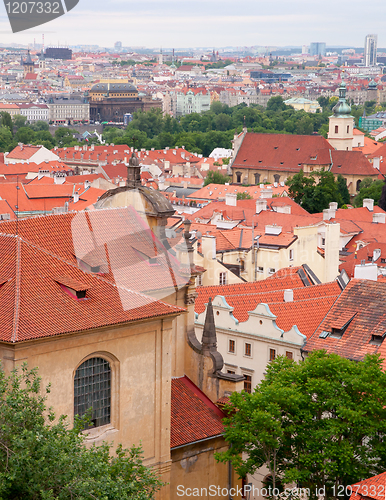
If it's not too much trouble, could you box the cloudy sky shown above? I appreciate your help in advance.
[0,0,384,49]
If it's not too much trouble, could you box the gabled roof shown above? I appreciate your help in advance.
[171,376,224,449]
[0,208,187,343]
[7,145,43,160]
[330,150,378,176]
[196,271,341,339]
[304,279,386,361]
[232,132,333,172]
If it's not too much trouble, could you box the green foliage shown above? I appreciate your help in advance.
[237,192,252,200]
[217,351,386,499]
[54,127,78,147]
[203,171,230,186]
[0,126,14,152]
[12,114,28,130]
[0,363,163,499]
[353,179,385,207]
[379,182,386,211]
[337,174,351,205]
[0,111,13,133]
[286,170,344,213]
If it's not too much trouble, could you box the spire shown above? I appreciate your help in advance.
[126,150,141,188]
[332,79,351,117]
[201,298,217,351]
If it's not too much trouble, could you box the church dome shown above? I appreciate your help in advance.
[368,79,377,90]
[332,81,352,116]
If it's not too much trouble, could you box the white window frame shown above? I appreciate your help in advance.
[219,271,227,285]
[289,249,294,261]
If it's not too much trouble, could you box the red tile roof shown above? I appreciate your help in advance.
[196,274,341,339]
[7,145,45,160]
[0,208,187,342]
[330,150,379,176]
[304,279,386,361]
[349,472,386,500]
[171,376,224,448]
[232,133,333,173]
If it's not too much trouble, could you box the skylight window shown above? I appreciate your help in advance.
[319,331,330,339]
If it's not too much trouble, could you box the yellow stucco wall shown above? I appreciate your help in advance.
[170,438,242,500]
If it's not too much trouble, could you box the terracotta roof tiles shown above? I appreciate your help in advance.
[171,376,224,448]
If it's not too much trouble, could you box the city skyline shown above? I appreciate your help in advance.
[0,0,384,50]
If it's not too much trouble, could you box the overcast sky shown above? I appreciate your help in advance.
[0,0,384,50]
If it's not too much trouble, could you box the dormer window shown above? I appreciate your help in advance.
[55,276,89,300]
[329,313,356,339]
[370,334,385,346]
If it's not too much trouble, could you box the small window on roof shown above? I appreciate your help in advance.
[370,334,385,346]
[319,331,330,339]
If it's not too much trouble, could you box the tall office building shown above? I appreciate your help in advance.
[309,42,326,57]
[114,41,122,52]
[364,34,377,66]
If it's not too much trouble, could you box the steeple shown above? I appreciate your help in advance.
[327,76,354,151]
[201,297,218,352]
[126,150,141,188]
[332,80,351,117]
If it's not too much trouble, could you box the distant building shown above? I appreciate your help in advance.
[114,41,122,52]
[309,42,326,57]
[174,88,210,117]
[364,34,377,66]
[89,83,161,122]
[45,47,72,60]
[17,103,49,123]
[47,95,90,125]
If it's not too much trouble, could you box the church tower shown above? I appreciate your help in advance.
[23,50,35,78]
[327,80,354,151]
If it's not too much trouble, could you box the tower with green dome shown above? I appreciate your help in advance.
[327,80,355,151]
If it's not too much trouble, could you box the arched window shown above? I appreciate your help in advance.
[274,174,280,183]
[236,171,242,183]
[356,179,362,192]
[254,173,260,184]
[335,125,339,134]
[74,357,111,428]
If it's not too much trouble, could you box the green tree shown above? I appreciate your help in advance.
[0,111,13,133]
[286,170,343,213]
[379,182,386,211]
[0,125,13,152]
[203,171,231,186]
[217,351,386,500]
[237,192,252,200]
[54,127,78,147]
[0,363,163,499]
[30,120,50,132]
[266,96,287,113]
[353,179,385,207]
[12,114,28,130]
[336,174,350,205]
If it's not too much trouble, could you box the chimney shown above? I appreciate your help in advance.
[265,225,282,235]
[225,193,237,206]
[256,199,267,213]
[201,235,216,260]
[284,289,294,302]
[354,262,378,281]
[276,205,291,214]
[372,213,386,224]
[91,143,95,151]
[274,182,278,187]
[73,192,79,203]
[323,209,332,220]
[373,157,380,169]
[329,202,338,217]
[363,198,374,211]
[183,181,188,189]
